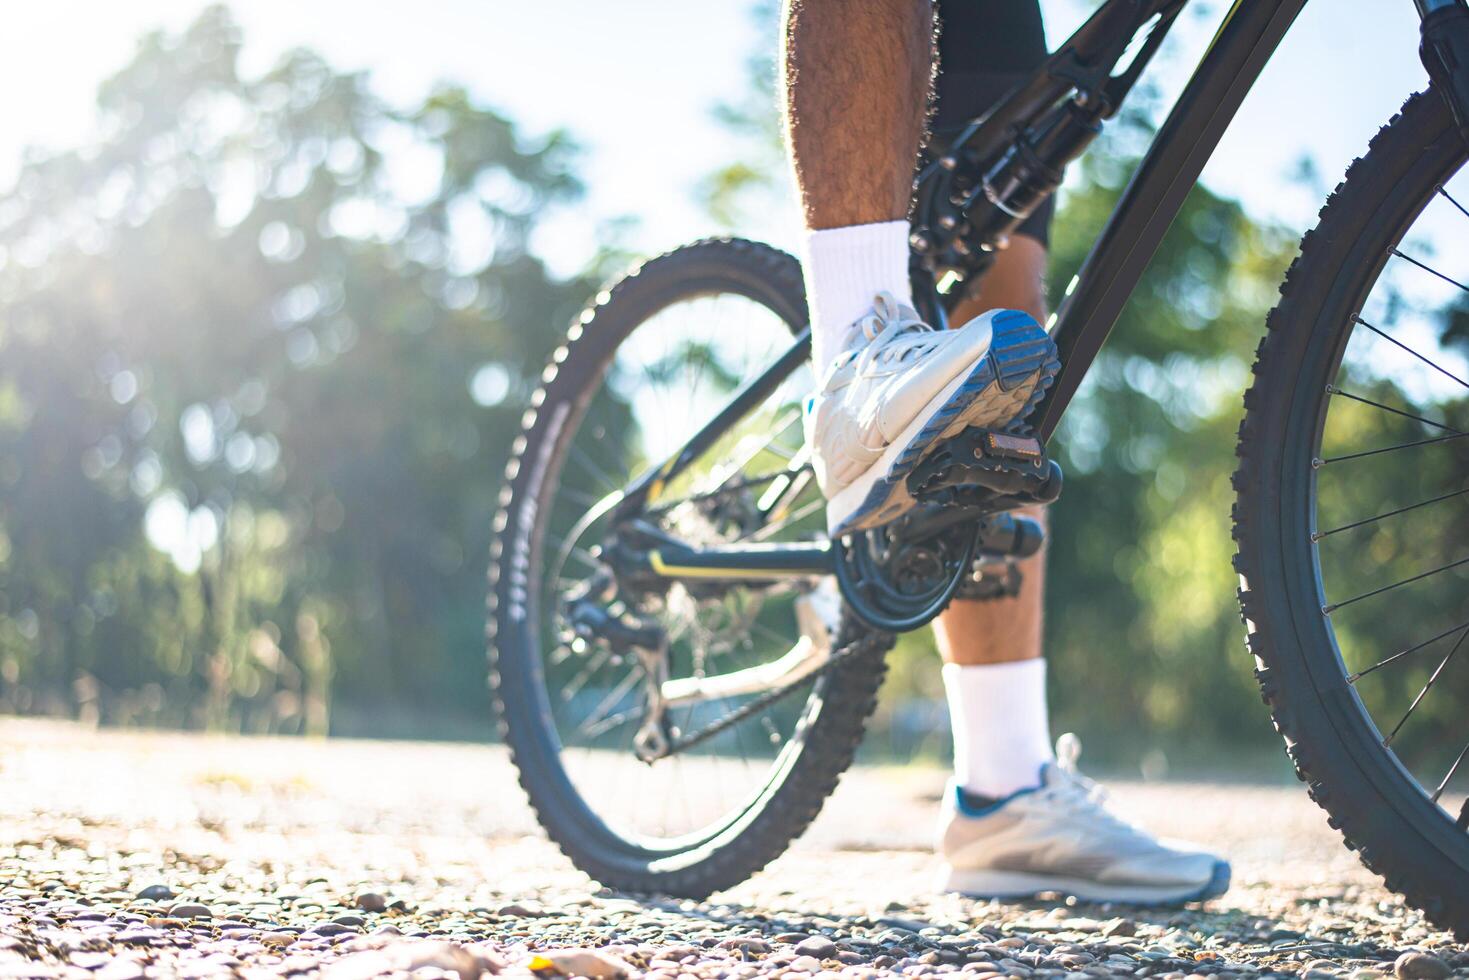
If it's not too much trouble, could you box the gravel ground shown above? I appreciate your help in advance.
[0,718,1463,980]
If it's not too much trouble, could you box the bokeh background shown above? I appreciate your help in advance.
[0,0,1447,774]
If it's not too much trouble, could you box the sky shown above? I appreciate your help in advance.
[0,0,1431,278]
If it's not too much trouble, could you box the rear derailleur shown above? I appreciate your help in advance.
[560,569,673,762]
[834,427,1062,633]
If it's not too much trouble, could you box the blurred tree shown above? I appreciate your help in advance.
[0,5,592,734]
[1040,98,1296,765]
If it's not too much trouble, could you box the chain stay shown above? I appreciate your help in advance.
[643,627,891,761]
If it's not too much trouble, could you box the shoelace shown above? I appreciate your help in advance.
[1042,734,1153,841]
[848,293,936,370]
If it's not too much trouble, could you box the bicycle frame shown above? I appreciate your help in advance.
[609,0,1469,586]
[1036,0,1304,439]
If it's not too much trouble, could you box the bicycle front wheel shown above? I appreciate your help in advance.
[1235,90,1469,932]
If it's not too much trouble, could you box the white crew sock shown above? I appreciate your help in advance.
[803,219,913,371]
[942,658,1055,799]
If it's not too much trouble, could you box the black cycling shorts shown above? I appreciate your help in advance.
[929,0,1053,247]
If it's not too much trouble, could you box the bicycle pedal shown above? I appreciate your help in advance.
[955,558,1024,601]
[975,430,1045,462]
[907,426,1062,509]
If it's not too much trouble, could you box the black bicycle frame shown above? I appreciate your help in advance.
[608,0,1469,585]
[1034,0,1306,439]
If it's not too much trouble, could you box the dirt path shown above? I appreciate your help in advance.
[0,719,1461,979]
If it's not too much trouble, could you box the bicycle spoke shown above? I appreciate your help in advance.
[701,409,801,496]
[580,706,637,741]
[1441,187,1469,221]
[725,689,756,770]
[746,496,825,543]
[643,470,790,517]
[578,667,643,737]
[1431,738,1469,804]
[1392,247,1469,294]
[1323,554,1469,614]
[558,487,609,509]
[1348,618,1469,683]
[1319,429,1469,465]
[751,619,794,649]
[569,443,622,495]
[1326,385,1465,434]
[1384,627,1468,746]
[1314,486,1469,541]
[560,645,616,704]
[544,535,601,572]
[1355,316,1469,390]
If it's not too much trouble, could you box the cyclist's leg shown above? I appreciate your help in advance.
[785,0,1056,535]
[780,0,934,371]
[933,241,1048,682]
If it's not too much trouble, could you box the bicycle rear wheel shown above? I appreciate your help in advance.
[490,238,892,897]
[1235,90,1469,932]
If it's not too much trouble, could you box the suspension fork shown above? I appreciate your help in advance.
[1419,0,1469,143]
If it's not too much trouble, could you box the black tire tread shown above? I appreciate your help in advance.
[1233,90,1469,933]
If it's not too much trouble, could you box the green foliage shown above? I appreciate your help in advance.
[0,6,591,734]
[698,0,788,229]
[1041,99,1297,764]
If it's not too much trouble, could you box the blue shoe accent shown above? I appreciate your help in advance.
[954,781,1041,819]
[831,311,1059,536]
[1183,859,1232,903]
[989,309,1055,391]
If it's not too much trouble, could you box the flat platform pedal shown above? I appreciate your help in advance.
[906,426,1062,512]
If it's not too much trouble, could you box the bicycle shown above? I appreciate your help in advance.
[491,0,1469,930]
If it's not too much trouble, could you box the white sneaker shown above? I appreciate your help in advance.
[936,735,1231,904]
[804,293,1056,536]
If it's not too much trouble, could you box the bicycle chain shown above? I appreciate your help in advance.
[645,627,892,761]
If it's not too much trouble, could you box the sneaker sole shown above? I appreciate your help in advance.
[826,310,1059,537]
[937,859,1232,905]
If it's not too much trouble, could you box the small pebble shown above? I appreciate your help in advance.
[353,893,387,913]
[796,937,838,960]
[309,923,358,937]
[498,903,536,917]
[167,904,212,920]
[530,948,631,979]
[1394,952,1450,980]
